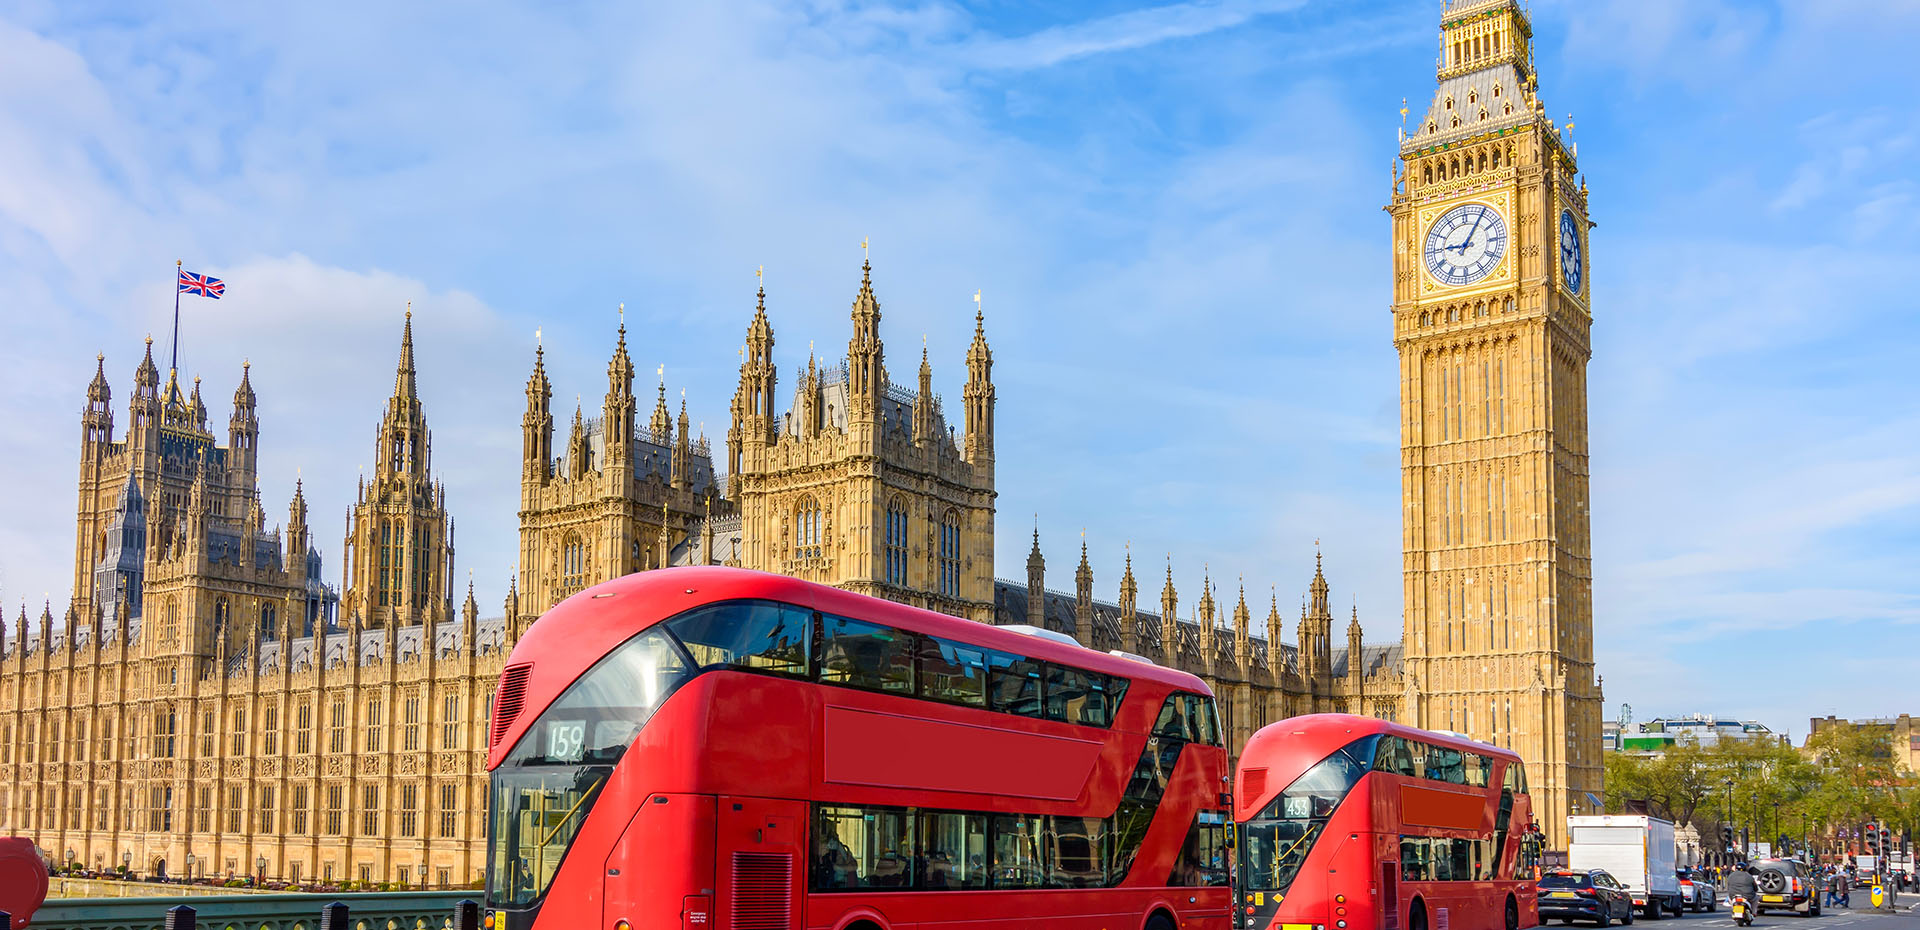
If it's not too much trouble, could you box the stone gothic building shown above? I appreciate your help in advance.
[1,0,1608,873]
[1004,536,1404,755]
[1389,0,1604,844]
[0,318,510,888]
[520,259,1400,760]
[517,260,997,627]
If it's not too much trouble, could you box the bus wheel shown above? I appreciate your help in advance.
[1145,912,1177,930]
[1505,896,1520,930]
[1409,899,1429,930]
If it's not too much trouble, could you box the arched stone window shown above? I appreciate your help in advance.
[938,511,962,597]
[562,533,586,591]
[261,604,276,640]
[795,497,822,560]
[885,498,909,586]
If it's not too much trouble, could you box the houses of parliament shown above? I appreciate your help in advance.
[0,0,1600,886]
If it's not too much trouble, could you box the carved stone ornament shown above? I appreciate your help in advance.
[226,757,247,778]
[293,756,314,777]
[324,755,347,777]
[358,754,381,776]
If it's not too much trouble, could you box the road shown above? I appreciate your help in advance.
[1538,895,1920,930]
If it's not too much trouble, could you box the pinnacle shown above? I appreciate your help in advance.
[393,309,418,402]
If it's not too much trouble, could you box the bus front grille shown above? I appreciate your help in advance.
[731,851,793,930]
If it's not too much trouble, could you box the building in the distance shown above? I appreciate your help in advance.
[1808,714,1919,773]
[0,317,508,888]
[1605,715,1780,755]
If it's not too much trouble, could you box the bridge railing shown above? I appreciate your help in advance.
[14,891,480,930]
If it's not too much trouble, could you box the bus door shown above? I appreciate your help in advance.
[719,796,806,930]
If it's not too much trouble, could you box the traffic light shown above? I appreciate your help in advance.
[1723,825,1735,848]
[1866,831,1879,855]
[1882,828,1892,857]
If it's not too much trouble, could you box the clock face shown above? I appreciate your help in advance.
[1560,209,1583,293]
[1424,202,1508,287]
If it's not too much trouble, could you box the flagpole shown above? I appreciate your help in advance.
[171,259,182,374]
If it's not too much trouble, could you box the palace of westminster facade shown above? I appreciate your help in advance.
[0,0,1599,887]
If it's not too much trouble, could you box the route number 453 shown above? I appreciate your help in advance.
[547,720,587,762]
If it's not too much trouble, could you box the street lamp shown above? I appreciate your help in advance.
[257,855,268,885]
[1724,778,1735,865]
[185,852,196,881]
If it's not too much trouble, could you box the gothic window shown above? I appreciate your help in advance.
[1450,115,1460,129]
[390,435,403,472]
[939,511,962,597]
[200,708,215,756]
[562,533,586,591]
[326,785,344,835]
[885,500,909,586]
[795,497,822,559]
[1493,83,1501,97]
[297,701,314,754]
[399,783,419,837]
[362,785,380,835]
[364,697,383,752]
[1420,312,1431,327]
[231,708,247,755]
[263,701,279,754]
[214,598,230,637]
[441,694,461,749]
[1468,89,1476,105]
[379,522,392,606]
[438,783,458,838]
[328,698,347,754]
[413,525,432,609]
[261,604,276,640]
[154,708,177,758]
[403,693,422,752]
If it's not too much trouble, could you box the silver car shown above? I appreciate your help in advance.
[1675,869,1717,912]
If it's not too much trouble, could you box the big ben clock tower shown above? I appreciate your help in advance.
[1390,0,1600,848]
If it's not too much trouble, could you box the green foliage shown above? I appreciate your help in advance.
[1604,723,1915,853]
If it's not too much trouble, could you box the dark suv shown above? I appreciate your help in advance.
[1751,859,1820,917]
[1539,869,1637,927]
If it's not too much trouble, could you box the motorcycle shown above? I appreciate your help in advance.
[1731,895,1753,927]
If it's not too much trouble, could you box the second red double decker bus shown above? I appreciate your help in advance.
[484,566,1234,930]
[1234,715,1540,930]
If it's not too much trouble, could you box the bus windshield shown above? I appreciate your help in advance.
[1240,734,1379,894]
[488,628,690,907]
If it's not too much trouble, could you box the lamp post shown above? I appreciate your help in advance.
[185,852,195,882]
[1725,777,1735,866]
[257,854,268,886]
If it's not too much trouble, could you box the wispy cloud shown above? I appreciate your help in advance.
[967,0,1311,71]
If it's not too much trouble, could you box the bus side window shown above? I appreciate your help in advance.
[1044,666,1092,725]
[1047,816,1108,888]
[665,601,810,676]
[991,814,1047,888]
[1172,812,1230,886]
[813,804,915,890]
[1375,736,1417,776]
[920,810,989,889]
[1401,836,1431,881]
[818,614,914,694]
[1153,696,1190,741]
[988,653,1044,718]
[918,638,989,707]
[1464,752,1489,787]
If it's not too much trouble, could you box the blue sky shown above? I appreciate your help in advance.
[1,0,1914,733]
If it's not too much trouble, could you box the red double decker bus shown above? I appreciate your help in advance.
[1234,715,1539,930]
[484,566,1234,930]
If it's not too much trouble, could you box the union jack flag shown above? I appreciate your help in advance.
[178,270,224,299]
